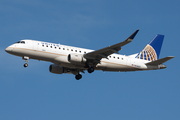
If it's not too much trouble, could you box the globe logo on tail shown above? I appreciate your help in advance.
[135,44,157,61]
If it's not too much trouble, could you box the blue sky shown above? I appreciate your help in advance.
[0,0,179,120]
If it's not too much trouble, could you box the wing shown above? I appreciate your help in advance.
[84,30,139,61]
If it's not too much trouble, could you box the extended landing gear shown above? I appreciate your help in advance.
[74,67,94,80]
[72,69,83,80]
[22,56,29,68]
[75,74,82,80]
[87,67,94,73]
[24,63,28,67]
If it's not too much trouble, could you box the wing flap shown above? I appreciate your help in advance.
[146,56,175,65]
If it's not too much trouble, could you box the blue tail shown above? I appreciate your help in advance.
[135,35,164,61]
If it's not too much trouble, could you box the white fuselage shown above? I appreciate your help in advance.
[5,39,161,72]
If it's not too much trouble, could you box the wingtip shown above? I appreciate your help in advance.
[168,56,175,59]
[135,29,140,35]
[128,29,139,40]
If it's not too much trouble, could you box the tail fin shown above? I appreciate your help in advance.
[135,35,164,61]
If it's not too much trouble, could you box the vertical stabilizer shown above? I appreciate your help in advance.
[135,35,164,61]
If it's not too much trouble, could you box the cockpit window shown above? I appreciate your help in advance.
[16,41,25,44]
[16,41,20,43]
[21,41,25,44]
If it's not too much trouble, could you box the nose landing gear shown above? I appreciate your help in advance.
[24,63,28,67]
[22,56,29,68]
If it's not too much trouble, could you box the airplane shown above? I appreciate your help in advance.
[5,30,174,80]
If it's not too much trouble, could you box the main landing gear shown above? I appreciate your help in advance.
[87,67,94,73]
[75,74,82,80]
[75,67,94,80]
[22,56,29,68]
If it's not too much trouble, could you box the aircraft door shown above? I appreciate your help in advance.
[33,41,39,51]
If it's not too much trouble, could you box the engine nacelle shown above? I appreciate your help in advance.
[49,64,69,74]
[68,54,86,64]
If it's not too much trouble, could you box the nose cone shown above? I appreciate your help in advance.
[5,47,13,53]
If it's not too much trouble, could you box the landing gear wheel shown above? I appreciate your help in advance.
[87,67,94,73]
[75,74,82,80]
[24,63,28,67]
[22,56,29,68]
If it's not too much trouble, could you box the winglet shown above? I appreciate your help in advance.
[127,29,139,41]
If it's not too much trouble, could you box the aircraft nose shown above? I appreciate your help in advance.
[5,47,13,53]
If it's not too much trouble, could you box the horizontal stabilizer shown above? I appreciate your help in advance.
[146,56,175,65]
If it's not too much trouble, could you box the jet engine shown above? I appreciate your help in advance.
[68,54,86,64]
[49,64,69,74]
